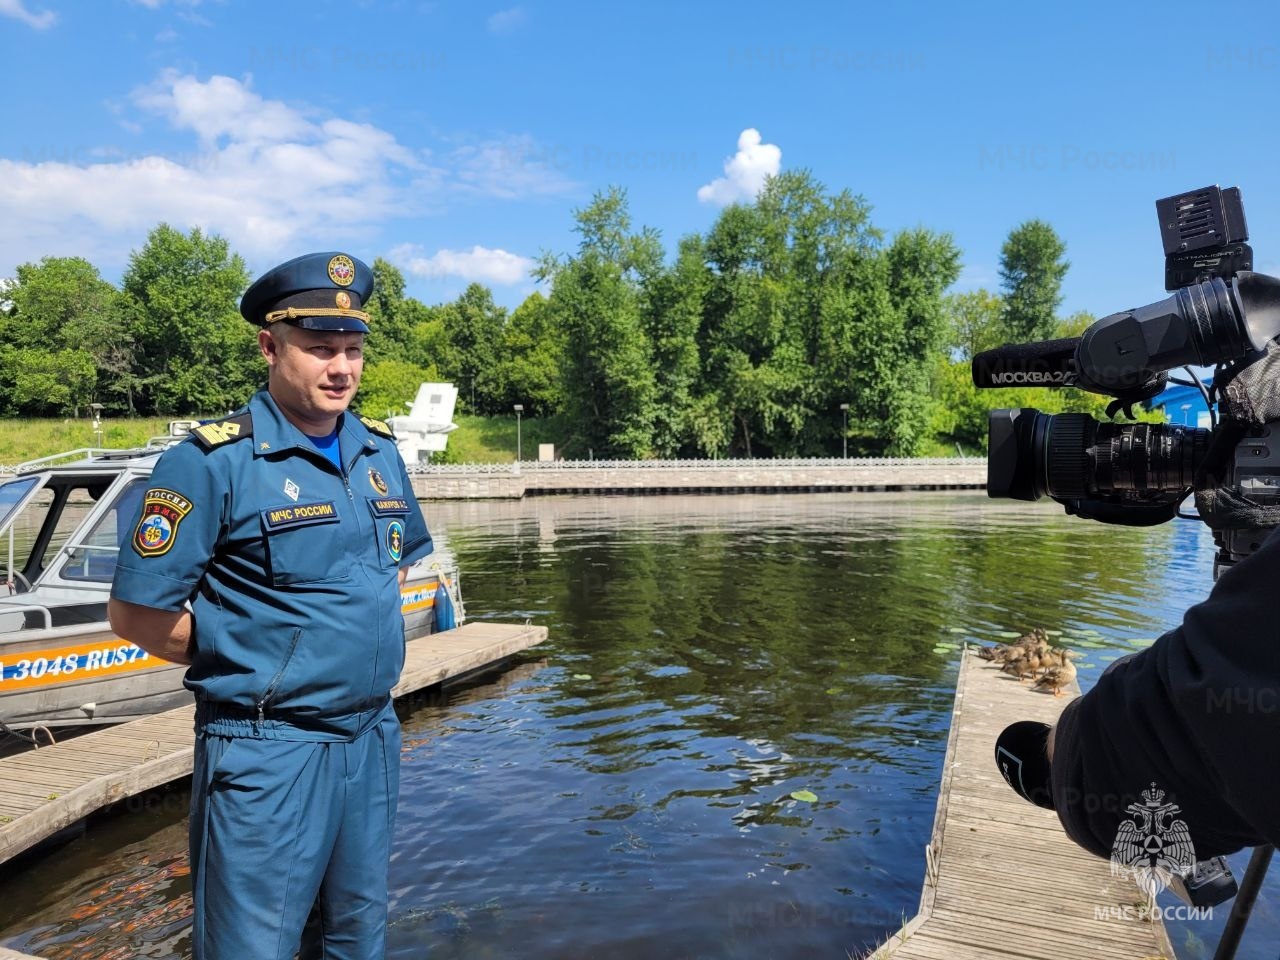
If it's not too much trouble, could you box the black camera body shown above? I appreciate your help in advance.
[973,185,1280,574]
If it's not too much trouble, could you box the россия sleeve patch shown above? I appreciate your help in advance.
[111,441,225,612]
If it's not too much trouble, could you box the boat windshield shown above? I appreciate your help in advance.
[59,478,149,583]
[1,473,143,592]
[0,476,41,531]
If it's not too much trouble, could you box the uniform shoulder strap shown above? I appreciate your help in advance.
[357,413,395,439]
[191,411,254,450]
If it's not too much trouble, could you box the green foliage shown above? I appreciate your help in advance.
[541,188,659,458]
[641,236,704,456]
[0,198,1096,458]
[489,292,566,418]
[8,348,97,417]
[694,171,958,457]
[442,413,574,463]
[999,219,1069,342]
[119,224,255,416]
[364,257,416,364]
[0,257,120,415]
[3,256,116,349]
[357,358,439,420]
[945,288,1005,360]
[431,284,509,415]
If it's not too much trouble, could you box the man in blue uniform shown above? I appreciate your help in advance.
[109,252,434,960]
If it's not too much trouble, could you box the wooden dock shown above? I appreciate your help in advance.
[867,648,1175,959]
[0,621,545,873]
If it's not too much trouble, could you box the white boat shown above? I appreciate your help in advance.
[0,438,462,731]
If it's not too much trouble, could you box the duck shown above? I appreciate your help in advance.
[1035,657,1078,697]
[979,627,1050,662]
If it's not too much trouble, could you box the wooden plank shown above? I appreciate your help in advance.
[865,649,1176,960]
[0,621,545,869]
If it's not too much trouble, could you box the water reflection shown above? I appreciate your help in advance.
[1,492,1275,958]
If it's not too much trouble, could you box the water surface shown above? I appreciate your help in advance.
[1,492,1275,959]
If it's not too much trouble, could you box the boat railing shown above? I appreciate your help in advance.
[13,449,119,473]
[0,598,52,630]
[13,447,162,474]
[0,614,122,644]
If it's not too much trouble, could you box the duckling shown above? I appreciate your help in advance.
[979,627,1050,662]
[1001,645,1048,681]
[1035,657,1078,697]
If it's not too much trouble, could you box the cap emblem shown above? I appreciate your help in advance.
[335,291,352,309]
[328,254,356,286]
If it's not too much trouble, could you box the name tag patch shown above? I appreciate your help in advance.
[263,500,339,529]
[369,497,409,516]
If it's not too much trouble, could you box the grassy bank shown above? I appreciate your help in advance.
[0,414,956,464]
[0,418,172,465]
[0,414,577,466]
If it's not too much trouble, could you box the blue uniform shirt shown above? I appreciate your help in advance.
[111,389,433,739]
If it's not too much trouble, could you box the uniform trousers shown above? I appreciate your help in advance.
[189,705,400,960]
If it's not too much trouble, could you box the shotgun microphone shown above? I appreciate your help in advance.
[971,338,1080,389]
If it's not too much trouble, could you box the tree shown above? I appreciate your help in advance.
[539,187,659,458]
[641,235,705,456]
[695,171,958,457]
[0,256,127,414]
[432,284,508,414]
[8,348,97,416]
[999,219,1068,343]
[2,257,116,349]
[944,289,1005,361]
[119,224,254,415]
[357,358,438,420]
[489,291,566,418]
[879,228,963,454]
[364,257,417,364]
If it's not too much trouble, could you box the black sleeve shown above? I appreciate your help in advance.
[1051,525,1280,859]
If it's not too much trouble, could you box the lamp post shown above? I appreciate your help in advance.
[839,403,849,459]
[1180,403,1191,426]
[513,403,524,462]
[89,403,104,448]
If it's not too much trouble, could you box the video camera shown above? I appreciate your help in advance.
[973,185,1280,575]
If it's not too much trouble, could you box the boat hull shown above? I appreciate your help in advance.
[0,574,449,730]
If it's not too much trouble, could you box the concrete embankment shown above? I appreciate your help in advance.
[407,457,987,500]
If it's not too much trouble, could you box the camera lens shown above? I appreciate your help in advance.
[987,408,1210,502]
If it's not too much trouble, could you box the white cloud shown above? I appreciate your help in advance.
[487,7,526,33]
[448,133,576,199]
[0,72,573,277]
[0,0,56,29]
[391,243,533,285]
[697,128,781,206]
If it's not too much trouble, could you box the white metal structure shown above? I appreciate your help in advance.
[388,383,459,464]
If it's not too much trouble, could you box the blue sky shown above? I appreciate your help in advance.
[3,0,1280,320]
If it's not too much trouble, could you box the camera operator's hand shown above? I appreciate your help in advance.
[993,518,1280,862]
